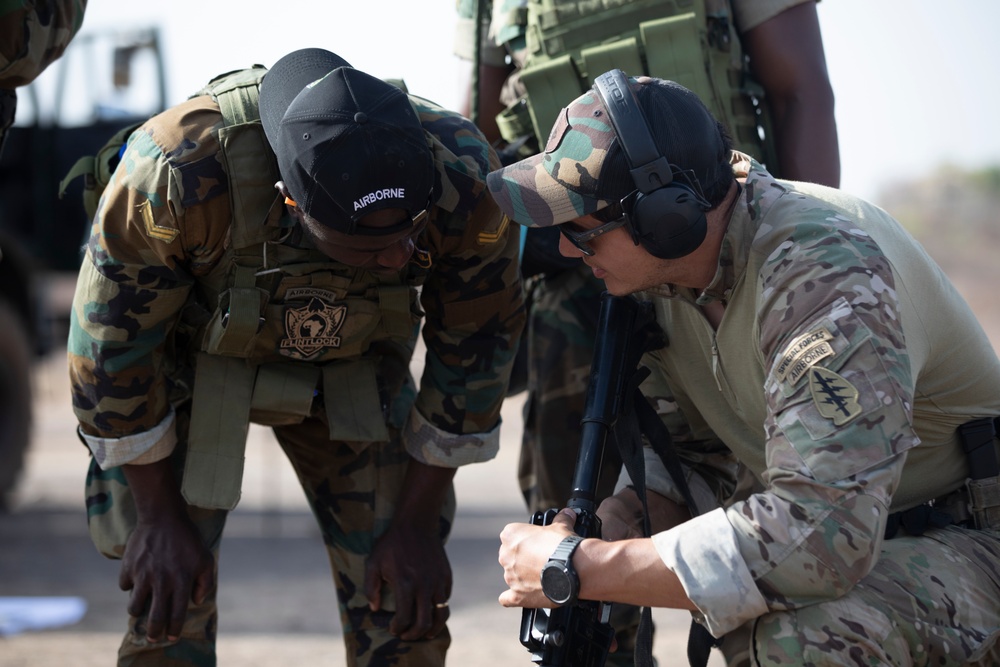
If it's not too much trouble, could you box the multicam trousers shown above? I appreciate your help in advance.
[717,525,1000,666]
[85,411,455,667]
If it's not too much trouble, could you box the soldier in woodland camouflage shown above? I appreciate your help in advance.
[69,48,524,667]
[494,74,1000,665]
[0,0,87,154]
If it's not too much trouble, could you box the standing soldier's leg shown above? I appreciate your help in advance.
[520,264,611,511]
[274,418,455,667]
[85,407,227,667]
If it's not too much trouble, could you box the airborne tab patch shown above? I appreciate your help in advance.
[809,366,861,425]
[776,327,834,386]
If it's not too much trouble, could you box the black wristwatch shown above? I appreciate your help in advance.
[540,535,584,606]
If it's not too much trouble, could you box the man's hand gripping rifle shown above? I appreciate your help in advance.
[519,292,660,666]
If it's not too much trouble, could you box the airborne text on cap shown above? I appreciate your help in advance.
[354,188,405,211]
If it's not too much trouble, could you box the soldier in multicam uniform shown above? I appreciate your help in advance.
[0,0,87,155]
[455,0,839,513]
[494,73,1000,665]
[68,47,524,667]
[457,1,839,662]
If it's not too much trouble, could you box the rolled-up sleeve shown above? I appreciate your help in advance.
[405,113,525,467]
[67,98,230,464]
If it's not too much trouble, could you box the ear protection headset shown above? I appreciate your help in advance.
[592,69,710,259]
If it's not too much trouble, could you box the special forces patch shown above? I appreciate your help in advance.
[808,366,862,425]
[775,327,834,386]
[279,294,346,360]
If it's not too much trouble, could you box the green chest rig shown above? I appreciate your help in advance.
[178,67,428,510]
[498,0,778,170]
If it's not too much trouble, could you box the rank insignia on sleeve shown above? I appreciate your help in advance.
[809,366,862,425]
[137,199,180,243]
[477,214,510,245]
[411,247,432,269]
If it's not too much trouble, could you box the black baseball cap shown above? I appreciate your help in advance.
[259,48,434,235]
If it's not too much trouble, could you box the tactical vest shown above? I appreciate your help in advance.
[69,66,429,510]
[496,0,779,172]
[184,66,434,510]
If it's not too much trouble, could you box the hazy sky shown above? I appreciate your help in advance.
[21,0,1000,204]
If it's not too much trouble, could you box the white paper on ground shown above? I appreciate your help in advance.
[0,597,87,636]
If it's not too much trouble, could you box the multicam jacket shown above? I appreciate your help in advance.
[68,83,525,477]
[630,153,1000,636]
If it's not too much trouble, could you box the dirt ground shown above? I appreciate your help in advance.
[0,350,718,667]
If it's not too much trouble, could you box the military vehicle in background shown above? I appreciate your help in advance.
[0,27,167,506]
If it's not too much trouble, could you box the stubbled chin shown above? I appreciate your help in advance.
[588,266,615,288]
[594,273,638,297]
[604,283,633,297]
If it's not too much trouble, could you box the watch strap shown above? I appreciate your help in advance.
[549,534,584,565]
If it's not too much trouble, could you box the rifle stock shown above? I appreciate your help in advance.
[519,292,654,666]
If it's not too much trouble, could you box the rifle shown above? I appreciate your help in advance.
[519,292,658,666]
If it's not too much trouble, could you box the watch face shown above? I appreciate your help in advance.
[541,562,575,605]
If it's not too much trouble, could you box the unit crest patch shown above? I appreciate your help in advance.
[809,366,861,425]
[279,295,346,359]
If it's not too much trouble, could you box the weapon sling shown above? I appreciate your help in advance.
[518,292,712,666]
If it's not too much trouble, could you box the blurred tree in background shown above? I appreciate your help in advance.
[879,164,1000,348]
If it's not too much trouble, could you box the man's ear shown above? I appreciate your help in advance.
[274,180,307,226]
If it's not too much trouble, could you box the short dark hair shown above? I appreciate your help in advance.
[632,79,734,209]
[701,120,735,207]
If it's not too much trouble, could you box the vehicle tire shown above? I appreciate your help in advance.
[0,298,33,508]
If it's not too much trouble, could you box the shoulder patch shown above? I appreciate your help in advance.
[809,366,862,425]
[775,327,834,386]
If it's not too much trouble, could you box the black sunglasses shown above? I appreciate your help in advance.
[558,198,629,257]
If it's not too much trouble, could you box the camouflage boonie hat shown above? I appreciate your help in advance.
[486,74,725,228]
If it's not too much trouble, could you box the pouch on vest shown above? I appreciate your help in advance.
[498,0,779,174]
[641,13,704,96]
[202,262,269,357]
[249,362,321,425]
[496,100,539,162]
[182,354,256,510]
[579,37,644,94]
[322,359,390,444]
[518,54,581,146]
[245,279,416,363]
